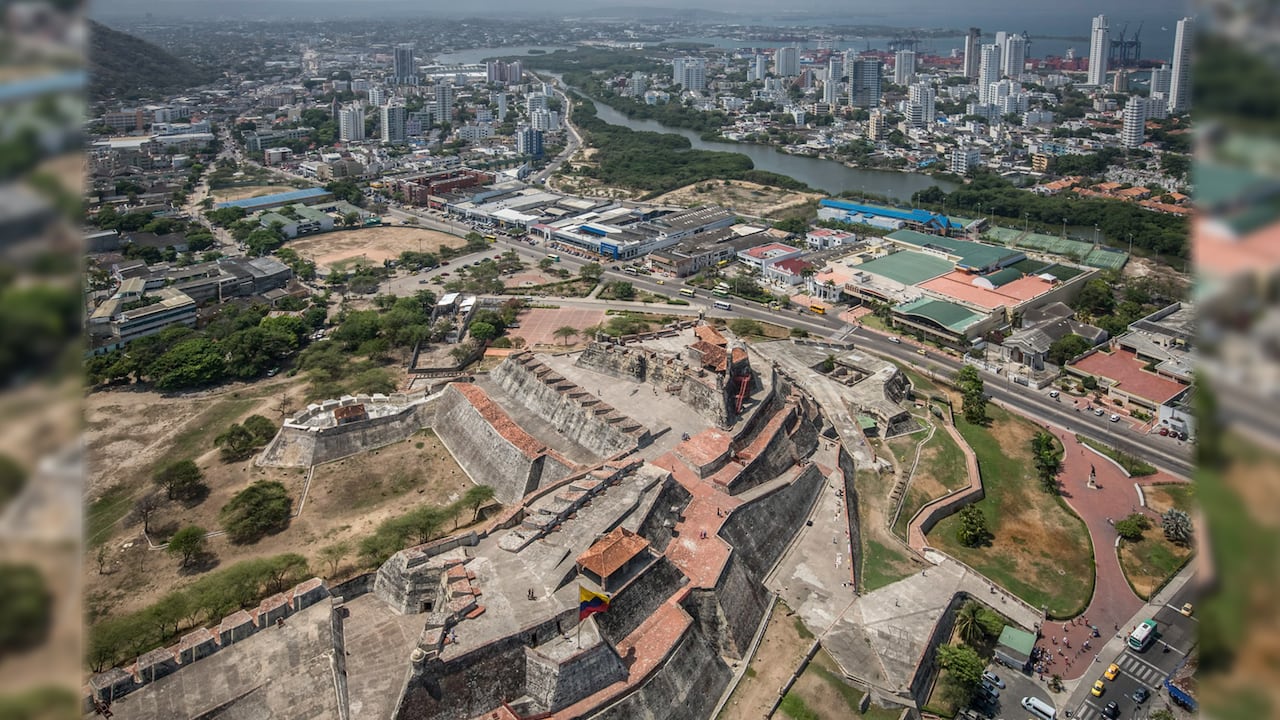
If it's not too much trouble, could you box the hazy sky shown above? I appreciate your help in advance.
[92,0,1191,25]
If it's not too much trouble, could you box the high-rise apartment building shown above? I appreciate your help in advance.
[368,87,385,107]
[393,43,416,86]
[1121,95,1147,147]
[380,103,406,144]
[495,93,508,121]
[752,54,769,81]
[1149,65,1171,96]
[672,57,707,93]
[434,83,454,121]
[867,109,886,140]
[1003,34,1027,78]
[962,28,982,79]
[775,46,800,77]
[908,82,936,127]
[1168,16,1193,114]
[526,92,547,114]
[338,104,365,142]
[894,50,916,85]
[848,56,882,108]
[823,77,839,105]
[1088,15,1109,86]
[978,44,1001,104]
[950,144,981,175]
[516,126,543,157]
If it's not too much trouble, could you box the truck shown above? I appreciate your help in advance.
[1164,653,1198,712]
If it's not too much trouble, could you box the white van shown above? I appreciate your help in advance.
[1021,696,1056,720]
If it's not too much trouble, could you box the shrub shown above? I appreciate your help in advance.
[219,481,292,543]
[956,505,991,547]
[1115,513,1150,541]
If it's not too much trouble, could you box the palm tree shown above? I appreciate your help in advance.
[553,325,578,347]
[955,601,985,645]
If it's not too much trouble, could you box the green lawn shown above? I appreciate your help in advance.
[862,537,916,592]
[893,425,968,541]
[1119,534,1192,599]
[858,314,891,332]
[783,649,904,720]
[929,404,1095,618]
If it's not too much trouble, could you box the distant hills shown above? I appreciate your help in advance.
[88,20,219,102]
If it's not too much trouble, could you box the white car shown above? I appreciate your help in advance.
[1110,414,1121,422]
[1048,390,1059,398]
[1094,408,1106,417]
[888,336,902,344]
[982,670,1006,689]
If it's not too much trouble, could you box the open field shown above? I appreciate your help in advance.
[718,601,807,720]
[780,647,903,720]
[891,419,968,541]
[929,401,1095,618]
[511,307,608,349]
[208,184,299,202]
[84,380,474,626]
[650,180,823,219]
[289,226,462,270]
[1118,483,1196,598]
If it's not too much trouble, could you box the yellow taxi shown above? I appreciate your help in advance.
[916,347,928,356]
[1179,602,1194,617]
[655,279,665,284]
[1104,663,1120,681]
[1091,680,1106,697]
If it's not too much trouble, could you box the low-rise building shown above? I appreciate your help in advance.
[88,286,197,353]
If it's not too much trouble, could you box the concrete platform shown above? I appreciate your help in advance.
[474,376,601,467]
[344,593,432,719]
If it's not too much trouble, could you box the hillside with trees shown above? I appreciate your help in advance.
[88,20,219,101]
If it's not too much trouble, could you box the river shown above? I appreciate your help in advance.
[584,98,957,201]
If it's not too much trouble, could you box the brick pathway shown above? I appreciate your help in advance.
[1034,427,1188,681]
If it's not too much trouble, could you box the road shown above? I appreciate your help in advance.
[1066,581,1198,720]
[532,74,583,184]
[365,222,1194,478]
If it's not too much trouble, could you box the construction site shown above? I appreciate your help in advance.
[85,322,1043,720]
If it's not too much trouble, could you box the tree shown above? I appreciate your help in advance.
[1074,278,1116,317]
[954,601,984,645]
[342,211,361,227]
[1047,334,1092,366]
[935,643,983,703]
[956,505,991,547]
[0,453,26,510]
[469,321,498,341]
[132,491,163,534]
[604,281,635,300]
[538,257,555,271]
[401,505,446,545]
[1161,508,1193,546]
[319,541,351,576]
[954,365,988,425]
[820,355,836,373]
[149,338,226,390]
[463,484,496,522]
[1115,513,1151,541]
[242,415,277,445]
[1030,431,1062,494]
[578,262,604,281]
[0,564,50,655]
[167,525,208,568]
[154,459,205,501]
[219,481,292,543]
[215,423,260,461]
[553,325,579,346]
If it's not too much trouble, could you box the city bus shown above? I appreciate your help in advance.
[548,254,561,262]
[713,300,732,311]
[679,287,696,297]
[1127,619,1157,651]
[809,304,826,315]
[712,288,729,298]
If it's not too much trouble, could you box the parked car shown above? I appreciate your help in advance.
[981,670,1005,689]
[1159,427,1169,436]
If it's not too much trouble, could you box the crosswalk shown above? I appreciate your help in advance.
[1071,652,1167,720]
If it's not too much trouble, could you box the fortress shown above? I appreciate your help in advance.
[88,323,841,720]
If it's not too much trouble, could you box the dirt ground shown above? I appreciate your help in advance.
[718,602,811,720]
[84,377,472,624]
[290,226,462,271]
[209,184,297,202]
[650,180,824,220]
[511,307,607,349]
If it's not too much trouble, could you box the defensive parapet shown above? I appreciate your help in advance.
[258,390,443,468]
[491,351,651,456]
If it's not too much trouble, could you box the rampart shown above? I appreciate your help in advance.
[491,351,651,457]
[576,341,739,428]
[591,622,732,720]
[87,578,333,707]
[837,444,866,590]
[433,383,575,504]
[258,390,441,468]
[718,463,826,580]
[374,532,481,615]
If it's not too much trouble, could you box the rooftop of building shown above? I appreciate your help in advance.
[854,250,953,286]
[577,527,652,579]
[214,187,333,210]
[885,229,1024,271]
[918,270,1061,311]
[1070,348,1188,405]
[648,205,734,233]
[819,198,965,230]
[894,297,987,333]
[742,242,801,259]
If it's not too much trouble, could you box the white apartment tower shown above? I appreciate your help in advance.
[526,92,548,115]
[338,104,364,142]
[672,57,707,93]
[775,46,800,77]
[894,50,916,85]
[753,54,769,81]
[1150,65,1171,96]
[1168,17,1193,114]
[434,83,454,121]
[380,103,406,144]
[823,77,839,105]
[495,93,508,121]
[368,87,385,107]
[1088,15,1109,86]
[908,82,936,127]
[950,144,981,175]
[1003,34,1027,78]
[393,43,416,86]
[1121,95,1148,147]
[978,44,1001,104]
[963,28,982,79]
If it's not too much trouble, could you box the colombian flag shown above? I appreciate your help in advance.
[578,586,611,621]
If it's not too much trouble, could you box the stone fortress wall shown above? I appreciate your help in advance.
[576,341,739,428]
[258,390,443,468]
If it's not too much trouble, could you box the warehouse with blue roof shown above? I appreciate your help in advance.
[817,198,967,233]
[214,187,334,212]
